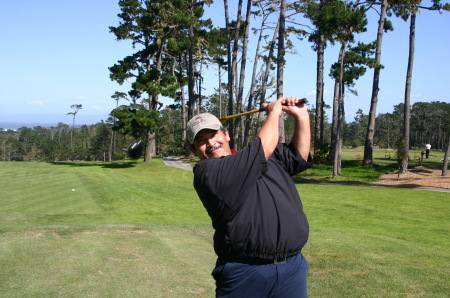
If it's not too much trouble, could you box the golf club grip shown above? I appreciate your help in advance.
[219,98,308,121]
[281,98,308,106]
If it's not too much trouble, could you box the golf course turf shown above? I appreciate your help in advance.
[1,159,449,297]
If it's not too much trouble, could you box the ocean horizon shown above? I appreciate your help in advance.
[0,122,70,130]
[0,114,109,130]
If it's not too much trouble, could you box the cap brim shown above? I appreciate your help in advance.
[191,123,222,143]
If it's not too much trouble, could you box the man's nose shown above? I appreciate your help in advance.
[206,135,216,146]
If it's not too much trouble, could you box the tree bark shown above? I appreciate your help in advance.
[334,86,345,176]
[400,13,415,174]
[363,0,388,166]
[230,0,243,149]
[181,85,186,145]
[184,21,196,157]
[224,0,235,149]
[329,80,340,166]
[243,4,267,147]
[219,65,223,119]
[257,19,279,131]
[330,43,346,170]
[313,33,325,163]
[235,0,252,148]
[145,35,164,162]
[277,0,286,143]
[187,24,195,130]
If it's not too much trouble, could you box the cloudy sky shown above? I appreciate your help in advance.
[1,0,448,129]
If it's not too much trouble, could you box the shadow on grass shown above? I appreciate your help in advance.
[293,177,371,186]
[51,161,138,169]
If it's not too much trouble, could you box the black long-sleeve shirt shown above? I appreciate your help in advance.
[193,137,313,260]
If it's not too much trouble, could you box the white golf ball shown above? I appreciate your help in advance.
[72,189,75,191]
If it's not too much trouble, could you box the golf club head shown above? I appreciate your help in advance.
[127,140,143,159]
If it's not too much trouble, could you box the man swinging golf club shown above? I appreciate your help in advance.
[188,96,313,297]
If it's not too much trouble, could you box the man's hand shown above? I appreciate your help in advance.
[261,97,283,117]
[281,97,309,119]
[262,97,311,159]
[259,96,310,160]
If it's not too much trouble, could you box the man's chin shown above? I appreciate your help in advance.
[207,148,229,158]
[207,151,223,158]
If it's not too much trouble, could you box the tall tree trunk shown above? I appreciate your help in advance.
[329,80,340,166]
[181,85,186,145]
[313,33,325,163]
[187,28,195,117]
[277,0,286,143]
[224,0,235,149]
[111,99,119,161]
[144,129,156,161]
[179,55,186,149]
[235,0,252,148]
[185,24,196,156]
[198,61,203,112]
[230,0,243,149]
[218,66,222,118]
[109,130,115,161]
[330,43,346,175]
[257,19,279,131]
[144,35,163,162]
[400,13,415,174]
[70,115,75,156]
[363,0,388,166]
[243,8,267,147]
[334,86,345,176]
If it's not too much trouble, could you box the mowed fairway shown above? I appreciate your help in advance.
[1,160,449,297]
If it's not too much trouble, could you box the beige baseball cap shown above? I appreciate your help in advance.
[187,113,222,144]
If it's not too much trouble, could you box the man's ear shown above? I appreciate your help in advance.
[189,144,197,156]
[224,129,231,142]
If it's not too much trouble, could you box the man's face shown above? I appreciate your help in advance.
[190,129,232,160]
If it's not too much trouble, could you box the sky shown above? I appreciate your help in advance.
[0,0,449,129]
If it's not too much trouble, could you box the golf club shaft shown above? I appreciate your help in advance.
[218,98,308,121]
[219,108,263,121]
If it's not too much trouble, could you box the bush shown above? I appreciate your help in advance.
[317,142,330,164]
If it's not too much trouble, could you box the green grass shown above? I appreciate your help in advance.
[302,185,450,297]
[0,224,216,297]
[1,157,449,297]
[0,160,208,225]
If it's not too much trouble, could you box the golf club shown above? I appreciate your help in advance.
[219,98,308,121]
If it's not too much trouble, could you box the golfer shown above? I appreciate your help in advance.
[188,97,313,297]
[425,143,431,159]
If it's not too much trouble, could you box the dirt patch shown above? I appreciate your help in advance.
[370,166,450,190]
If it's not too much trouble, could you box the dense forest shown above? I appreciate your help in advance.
[1,0,449,174]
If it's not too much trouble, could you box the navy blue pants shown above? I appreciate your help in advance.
[212,253,309,298]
